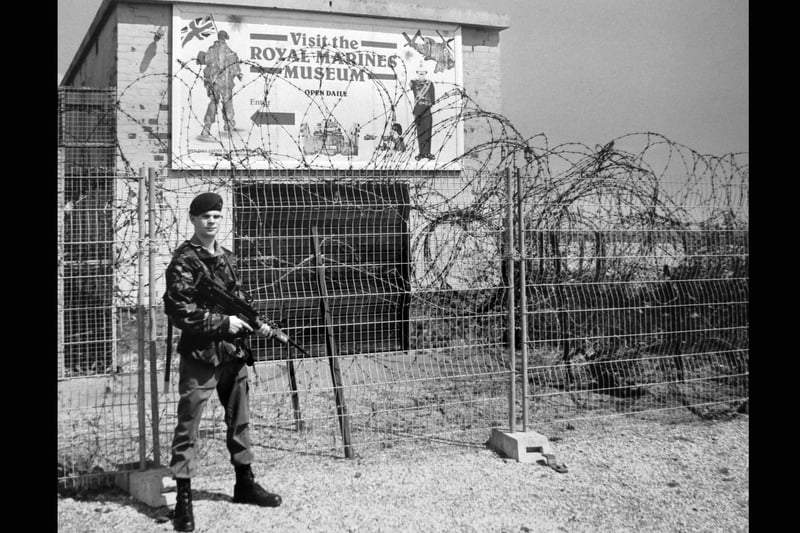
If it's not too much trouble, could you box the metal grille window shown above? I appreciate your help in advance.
[58,88,116,174]
[58,88,116,378]
[234,181,412,360]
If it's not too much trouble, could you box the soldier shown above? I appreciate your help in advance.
[409,64,435,160]
[200,30,242,136]
[164,192,281,532]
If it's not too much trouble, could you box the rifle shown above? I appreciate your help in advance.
[193,271,311,359]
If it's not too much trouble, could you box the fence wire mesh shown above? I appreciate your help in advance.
[518,137,748,426]
[57,173,150,487]
[148,170,512,465]
[57,87,748,489]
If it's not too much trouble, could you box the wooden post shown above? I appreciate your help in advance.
[137,167,148,470]
[147,168,161,466]
[517,168,529,431]
[399,183,412,351]
[273,236,303,431]
[287,357,304,431]
[505,167,516,433]
[311,226,354,459]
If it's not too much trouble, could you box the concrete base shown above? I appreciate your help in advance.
[487,428,554,464]
[115,467,173,508]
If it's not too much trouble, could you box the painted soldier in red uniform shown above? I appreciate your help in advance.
[410,64,435,160]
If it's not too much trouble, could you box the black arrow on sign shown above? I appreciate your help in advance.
[250,111,296,126]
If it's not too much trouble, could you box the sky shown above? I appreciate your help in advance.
[57,0,748,156]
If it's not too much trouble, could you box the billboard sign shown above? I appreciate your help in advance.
[171,6,464,170]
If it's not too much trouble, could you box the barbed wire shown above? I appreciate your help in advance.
[57,57,748,470]
[62,58,747,307]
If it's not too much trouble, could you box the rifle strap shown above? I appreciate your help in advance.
[164,318,173,391]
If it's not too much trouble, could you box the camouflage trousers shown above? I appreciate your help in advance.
[169,356,253,479]
[203,90,236,133]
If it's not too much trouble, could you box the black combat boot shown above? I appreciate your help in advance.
[232,465,282,507]
[173,478,195,532]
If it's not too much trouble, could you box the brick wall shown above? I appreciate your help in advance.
[461,27,503,158]
[115,2,172,172]
[112,3,173,303]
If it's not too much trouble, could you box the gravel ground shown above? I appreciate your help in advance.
[58,413,748,532]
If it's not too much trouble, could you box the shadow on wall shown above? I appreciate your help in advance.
[140,27,166,73]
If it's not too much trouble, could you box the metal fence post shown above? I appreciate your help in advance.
[505,167,516,433]
[148,168,161,466]
[137,167,148,470]
[516,168,529,431]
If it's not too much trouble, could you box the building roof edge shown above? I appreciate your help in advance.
[61,0,509,86]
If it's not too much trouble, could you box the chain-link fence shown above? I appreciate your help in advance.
[147,168,513,464]
[515,144,749,429]
[57,88,748,489]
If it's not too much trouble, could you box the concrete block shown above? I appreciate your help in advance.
[115,466,172,508]
[161,476,177,507]
[487,428,554,464]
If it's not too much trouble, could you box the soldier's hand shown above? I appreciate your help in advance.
[228,316,253,334]
[256,323,275,339]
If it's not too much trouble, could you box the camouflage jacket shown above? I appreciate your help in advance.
[163,236,252,366]
[203,41,241,97]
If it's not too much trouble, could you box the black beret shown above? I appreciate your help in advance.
[189,192,223,215]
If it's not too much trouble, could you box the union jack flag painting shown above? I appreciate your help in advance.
[180,15,216,47]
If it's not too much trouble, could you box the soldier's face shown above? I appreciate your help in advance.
[191,210,222,239]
